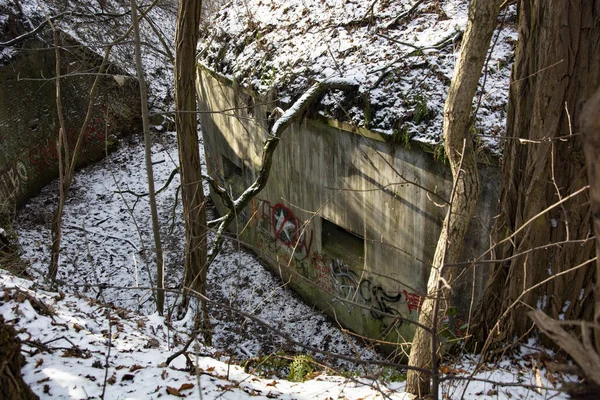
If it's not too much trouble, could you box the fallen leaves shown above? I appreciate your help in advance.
[166,383,195,397]
[145,338,160,349]
[73,323,84,332]
[61,347,92,359]
[129,364,144,372]
[107,373,117,385]
[121,373,135,382]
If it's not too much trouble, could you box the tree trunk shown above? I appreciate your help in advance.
[48,24,68,284]
[174,0,210,341]
[471,1,600,352]
[0,316,39,400]
[406,0,501,397]
[130,0,165,315]
[581,87,600,351]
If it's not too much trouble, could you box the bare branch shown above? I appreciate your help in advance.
[0,12,68,47]
[206,78,359,266]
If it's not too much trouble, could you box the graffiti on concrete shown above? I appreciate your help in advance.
[329,258,361,313]
[256,200,313,260]
[0,160,29,203]
[1,117,106,205]
[28,117,105,174]
[330,258,405,322]
[311,252,332,292]
[251,199,425,328]
[403,289,424,314]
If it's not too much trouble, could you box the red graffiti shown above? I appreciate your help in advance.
[403,290,424,314]
[28,117,105,173]
[270,203,313,258]
[256,200,314,260]
[311,252,332,292]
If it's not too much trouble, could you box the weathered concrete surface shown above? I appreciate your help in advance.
[0,34,141,229]
[197,66,499,349]
[0,18,141,268]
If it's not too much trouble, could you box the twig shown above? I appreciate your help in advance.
[0,12,68,47]
[478,256,598,362]
[100,311,112,400]
[389,0,426,27]
[64,224,139,251]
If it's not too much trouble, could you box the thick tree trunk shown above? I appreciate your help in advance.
[471,1,600,352]
[174,0,210,341]
[406,0,501,397]
[0,316,39,400]
[581,88,600,351]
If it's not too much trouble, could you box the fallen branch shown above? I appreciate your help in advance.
[206,77,359,266]
[529,310,600,386]
[388,0,426,27]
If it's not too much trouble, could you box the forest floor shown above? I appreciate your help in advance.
[0,130,579,399]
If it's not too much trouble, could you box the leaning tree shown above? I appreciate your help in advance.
[406,0,503,396]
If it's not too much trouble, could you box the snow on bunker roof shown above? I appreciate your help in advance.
[199,0,517,153]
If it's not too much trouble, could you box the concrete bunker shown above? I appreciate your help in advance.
[196,66,500,348]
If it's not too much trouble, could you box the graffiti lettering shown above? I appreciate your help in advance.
[330,259,404,322]
[0,161,30,201]
[251,199,423,331]
[311,253,332,292]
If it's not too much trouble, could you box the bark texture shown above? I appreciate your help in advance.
[0,316,39,400]
[581,87,600,350]
[471,1,600,352]
[174,0,210,339]
[406,0,502,397]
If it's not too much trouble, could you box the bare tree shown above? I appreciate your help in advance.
[48,31,112,284]
[174,0,211,340]
[130,0,165,315]
[406,0,503,397]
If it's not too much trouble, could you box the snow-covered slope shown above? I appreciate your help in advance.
[199,0,517,153]
[14,131,382,367]
[0,269,576,399]
[0,270,410,399]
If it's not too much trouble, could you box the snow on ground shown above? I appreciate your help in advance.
[14,131,381,368]
[0,271,408,399]
[199,0,517,153]
[0,0,177,114]
[0,0,582,397]
[8,130,578,399]
[0,268,577,399]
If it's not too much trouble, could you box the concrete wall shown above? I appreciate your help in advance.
[0,34,141,224]
[197,67,499,348]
